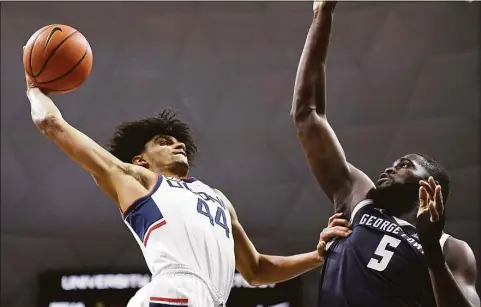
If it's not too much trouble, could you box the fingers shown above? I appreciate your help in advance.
[428,200,439,222]
[327,213,350,229]
[419,186,429,210]
[317,240,326,251]
[429,177,443,216]
[428,176,437,192]
[328,218,350,228]
[313,1,337,13]
[420,176,441,200]
[419,180,434,199]
[327,212,343,225]
[23,46,34,90]
[420,176,443,222]
[427,177,441,222]
[417,186,429,218]
[434,185,444,215]
[320,226,351,242]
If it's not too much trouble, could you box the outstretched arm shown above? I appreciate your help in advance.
[28,87,124,178]
[215,190,351,286]
[26,79,155,211]
[291,1,373,215]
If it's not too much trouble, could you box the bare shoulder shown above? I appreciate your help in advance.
[93,163,159,212]
[444,236,476,260]
[444,236,477,281]
[125,163,158,188]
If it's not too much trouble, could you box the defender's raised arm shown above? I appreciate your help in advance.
[291,2,373,215]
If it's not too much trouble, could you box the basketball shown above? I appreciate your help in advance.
[23,24,93,93]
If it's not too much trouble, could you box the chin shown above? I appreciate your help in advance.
[172,160,189,176]
[374,181,419,206]
[375,180,393,190]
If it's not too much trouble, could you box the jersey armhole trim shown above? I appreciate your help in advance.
[440,233,450,250]
[350,199,374,224]
[181,177,197,183]
[122,174,163,217]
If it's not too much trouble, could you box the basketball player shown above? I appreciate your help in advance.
[24,68,351,306]
[291,1,479,307]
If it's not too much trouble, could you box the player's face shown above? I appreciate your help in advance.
[143,135,189,173]
[376,154,430,189]
[374,154,431,213]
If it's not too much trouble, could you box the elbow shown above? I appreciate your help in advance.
[34,114,63,137]
[242,255,267,287]
[247,278,263,287]
[291,102,324,129]
[291,91,314,124]
[243,273,264,287]
[291,104,312,125]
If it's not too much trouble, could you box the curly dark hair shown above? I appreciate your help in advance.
[413,153,450,204]
[107,109,197,164]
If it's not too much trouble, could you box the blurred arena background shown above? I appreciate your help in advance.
[1,2,479,307]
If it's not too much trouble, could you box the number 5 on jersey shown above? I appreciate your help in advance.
[367,235,401,272]
[197,199,230,238]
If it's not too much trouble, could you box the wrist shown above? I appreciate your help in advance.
[423,243,445,269]
[26,87,41,97]
[311,251,324,266]
[314,8,333,21]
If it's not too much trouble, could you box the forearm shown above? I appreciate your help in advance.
[252,251,322,286]
[27,88,62,125]
[426,247,475,307]
[292,7,335,119]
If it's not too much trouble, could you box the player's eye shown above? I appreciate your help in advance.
[158,140,167,146]
[400,162,410,169]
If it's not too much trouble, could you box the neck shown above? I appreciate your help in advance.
[152,163,189,178]
[157,168,189,179]
[392,205,418,226]
[160,171,182,178]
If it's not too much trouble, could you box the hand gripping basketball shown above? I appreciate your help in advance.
[23,24,93,94]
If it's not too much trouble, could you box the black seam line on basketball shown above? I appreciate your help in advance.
[43,27,63,55]
[29,25,53,83]
[35,48,88,85]
[32,30,79,78]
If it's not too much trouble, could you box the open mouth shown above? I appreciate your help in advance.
[376,178,389,184]
[377,173,390,184]
[175,152,186,157]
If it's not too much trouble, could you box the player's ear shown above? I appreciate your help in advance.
[132,154,148,167]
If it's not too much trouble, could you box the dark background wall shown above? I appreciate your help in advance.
[1,2,479,306]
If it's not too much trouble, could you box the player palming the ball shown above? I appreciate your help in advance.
[23,24,93,93]
[23,46,350,306]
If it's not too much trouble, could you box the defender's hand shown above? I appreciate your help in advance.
[417,176,444,223]
[317,213,351,261]
[313,1,337,14]
[416,177,445,249]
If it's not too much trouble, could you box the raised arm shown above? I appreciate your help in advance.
[291,1,373,215]
[214,189,351,286]
[26,81,155,211]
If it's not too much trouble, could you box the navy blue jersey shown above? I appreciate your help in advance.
[318,199,446,307]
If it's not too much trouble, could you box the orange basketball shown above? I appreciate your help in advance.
[23,24,93,94]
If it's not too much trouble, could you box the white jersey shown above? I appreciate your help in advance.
[121,174,235,302]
